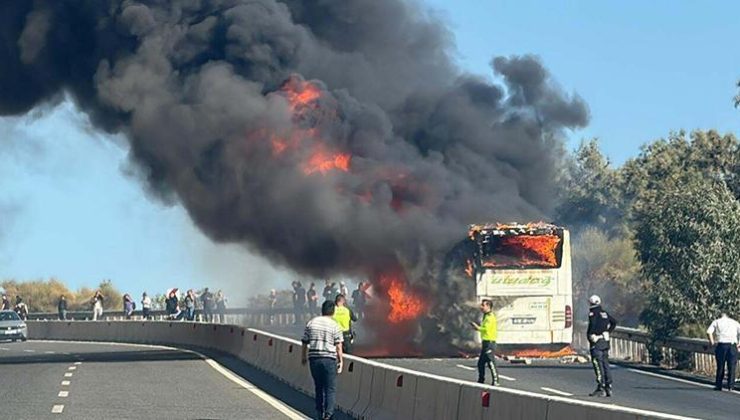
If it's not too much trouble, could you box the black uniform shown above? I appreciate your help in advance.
[587,305,617,395]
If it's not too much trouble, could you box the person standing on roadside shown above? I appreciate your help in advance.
[185,290,196,321]
[215,290,226,323]
[302,300,344,420]
[14,296,29,321]
[332,294,358,354]
[123,294,135,319]
[587,295,617,397]
[1,294,10,311]
[91,291,104,321]
[293,281,306,324]
[307,283,318,316]
[58,295,68,320]
[200,287,214,322]
[707,312,740,391]
[470,299,498,386]
[268,289,277,325]
[141,292,152,320]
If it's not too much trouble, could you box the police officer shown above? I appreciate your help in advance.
[587,294,617,397]
[470,299,499,386]
[333,294,358,354]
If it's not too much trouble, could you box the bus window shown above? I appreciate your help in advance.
[478,233,563,269]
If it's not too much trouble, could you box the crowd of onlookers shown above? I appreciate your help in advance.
[275,280,368,325]
[1,293,29,320]
[45,288,229,322]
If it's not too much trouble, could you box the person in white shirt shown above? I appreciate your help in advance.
[706,313,740,391]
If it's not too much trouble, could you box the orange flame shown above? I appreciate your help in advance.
[282,78,322,111]
[464,259,474,277]
[303,150,351,175]
[382,275,424,323]
[481,235,560,268]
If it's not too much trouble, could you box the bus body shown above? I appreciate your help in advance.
[469,223,573,347]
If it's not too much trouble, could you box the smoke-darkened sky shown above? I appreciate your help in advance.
[2,0,737,297]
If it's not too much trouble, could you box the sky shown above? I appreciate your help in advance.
[1,0,739,298]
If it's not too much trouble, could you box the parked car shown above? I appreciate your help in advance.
[0,310,27,342]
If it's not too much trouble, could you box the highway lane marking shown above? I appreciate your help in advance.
[33,339,307,419]
[23,349,35,353]
[68,366,77,370]
[455,364,515,381]
[45,351,55,354]
[51,405,64,414]
[61,381,70,386]
[201,357,307,420]
[58,391,69,397]
[74,361,82,365]
[626,367,718,390]
[64,373,73,377]
[540,387,573,396]
[432,358,443,361]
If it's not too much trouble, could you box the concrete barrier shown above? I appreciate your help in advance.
[26,321,691,420]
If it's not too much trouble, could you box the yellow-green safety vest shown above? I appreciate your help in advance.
[333,306,351,332]
[479,312,497,341]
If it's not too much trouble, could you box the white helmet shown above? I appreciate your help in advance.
[588,295,601,305]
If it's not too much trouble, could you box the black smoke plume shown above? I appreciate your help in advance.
[1,0,588,347]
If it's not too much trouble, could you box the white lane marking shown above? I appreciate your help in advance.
[33,339,307,419]
[432,358,443,361]
[51,405,64,414]
[74,361,82,365]
[498,374,516,381]
[541,386,573,396]
[58,391,69,397]
[64,373,73,377]
[456,364,475,371]
[0,347,9,351]
[61,381,71,386]
[45,351,55,354]
[626,368,714,389]
[23,349,35,353]
[201,357,307,420]
[68,366,76,370]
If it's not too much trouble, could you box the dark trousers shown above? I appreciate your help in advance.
[342,332,353,354]
[58,310,66,320]
[142,308,150,319]
[477,340,498,384]
[309,357,337,419]
[590,343,612,387]
[715,343,738,390]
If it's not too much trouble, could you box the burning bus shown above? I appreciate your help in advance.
[466,222,573,350]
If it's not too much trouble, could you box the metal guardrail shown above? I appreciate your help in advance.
[573,325,720,375]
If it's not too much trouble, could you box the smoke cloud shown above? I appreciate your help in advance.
[1,0,588,344]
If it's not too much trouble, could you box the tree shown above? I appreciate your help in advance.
[556,139,626,234]
[572,227,643,325]
[634,178,740,339]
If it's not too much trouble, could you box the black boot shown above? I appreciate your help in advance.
[604,385,612,397]
[589,385,606,397]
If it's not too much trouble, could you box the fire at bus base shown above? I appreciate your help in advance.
[352,222,574,359]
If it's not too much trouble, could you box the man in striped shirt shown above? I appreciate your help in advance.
[302,300,344,420]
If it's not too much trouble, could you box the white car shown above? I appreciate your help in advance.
[0,310,28,342]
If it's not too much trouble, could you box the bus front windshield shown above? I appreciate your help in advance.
[478,233,563,269]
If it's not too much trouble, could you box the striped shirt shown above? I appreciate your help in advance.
[302,316,344,359]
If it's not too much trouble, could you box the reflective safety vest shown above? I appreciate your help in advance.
[479,312,497,341]
[333,306,351,332]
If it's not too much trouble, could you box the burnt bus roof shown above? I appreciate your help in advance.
[468,222,564,237]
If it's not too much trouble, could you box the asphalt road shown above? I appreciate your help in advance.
[381,356,740,420]
[0,340,327,420]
